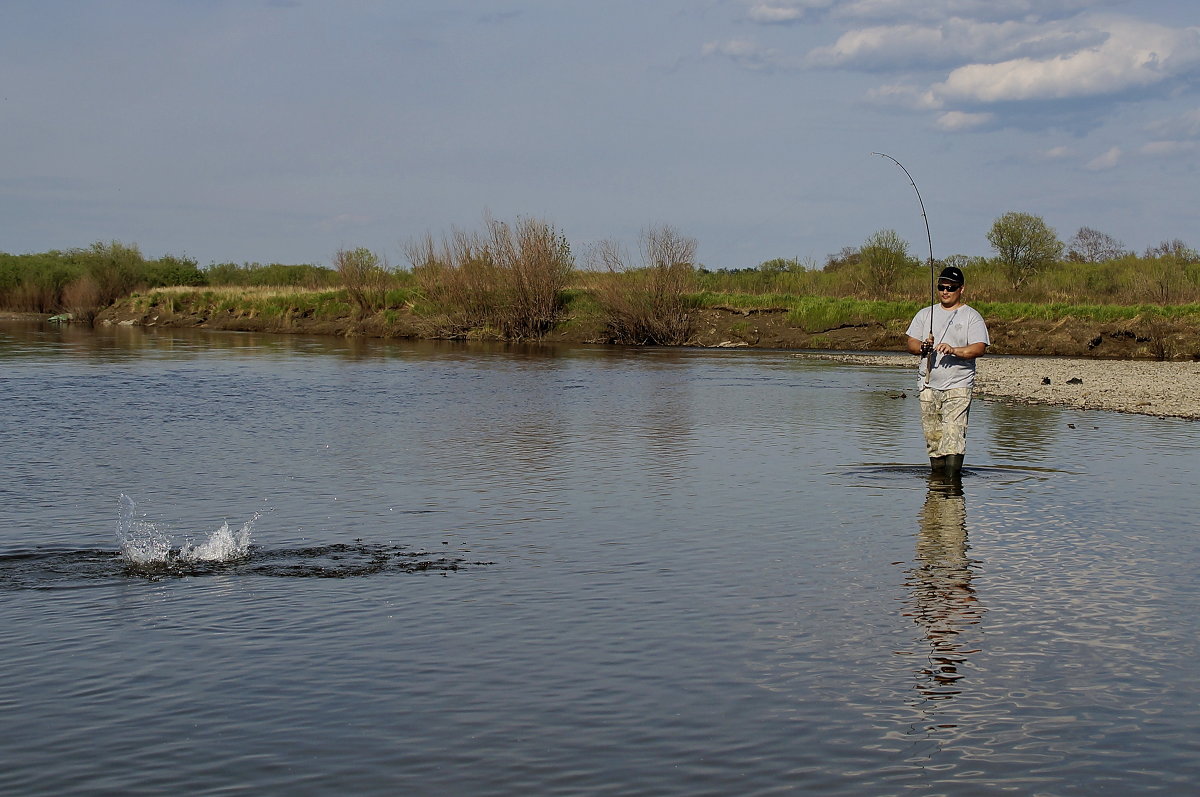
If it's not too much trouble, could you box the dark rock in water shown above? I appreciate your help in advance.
[1042,377,1052,385]
[1068,424,1076,429]
[1067,377,1083,384]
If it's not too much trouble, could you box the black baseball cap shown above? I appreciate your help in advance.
[938,266,964,285]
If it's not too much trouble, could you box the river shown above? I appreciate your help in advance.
[2,320,1198,794]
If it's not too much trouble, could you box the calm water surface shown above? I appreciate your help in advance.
[2,321,1198,795]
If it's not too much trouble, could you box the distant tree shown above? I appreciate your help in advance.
[1067,227,1127,263]
[1143,239,1200,263]
[823,246,860,272]
[859,229,915,292]
[79,241,147,304]
[145,254,206,287]
[758,257,805,275]
[335,247,390,314]
[1140,239,1198,303]
[986,212,1063,289]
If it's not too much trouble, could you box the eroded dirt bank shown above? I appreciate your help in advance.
[685,307,1200,361]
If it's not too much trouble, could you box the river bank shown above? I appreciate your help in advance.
[88,291,1200,362]
[795,352,1200,419]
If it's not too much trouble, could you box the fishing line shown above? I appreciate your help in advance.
[871,152,936,375]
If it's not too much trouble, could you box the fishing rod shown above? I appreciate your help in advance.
[871,152,936,374]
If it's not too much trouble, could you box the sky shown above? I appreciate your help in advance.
[2,0,1198,271]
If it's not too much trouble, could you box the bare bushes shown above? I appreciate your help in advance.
[1135,248,1196,304]
[588,226,697,345]
[491,217,575,338]
[408,216,573,339]
[1145,316,1179,361]
[66,242,146,322]
[409,229,497,333]
[335,247,391,314]
[61,275,103,324]
[3,280,61,313]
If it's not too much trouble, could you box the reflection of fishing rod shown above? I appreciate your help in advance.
[872,152,936,375]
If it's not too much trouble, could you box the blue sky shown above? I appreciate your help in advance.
[2,0,1197,270]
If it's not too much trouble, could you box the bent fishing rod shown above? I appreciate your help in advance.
[871,152,936,374]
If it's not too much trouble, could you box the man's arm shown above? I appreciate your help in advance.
[906,336,931,356]
[934,341,986,359]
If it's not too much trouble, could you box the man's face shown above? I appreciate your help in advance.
[937,281,962,306]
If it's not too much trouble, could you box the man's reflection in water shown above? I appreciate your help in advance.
[903,475,984,701]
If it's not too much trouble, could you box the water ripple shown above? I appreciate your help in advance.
[0,543,488,589]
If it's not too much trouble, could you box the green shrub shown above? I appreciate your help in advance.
[145,255,206,287]
[335,247,390,315]
[205,262,339,288]
[0,251,80,311]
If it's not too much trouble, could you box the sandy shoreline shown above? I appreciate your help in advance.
[795,352,1200,420]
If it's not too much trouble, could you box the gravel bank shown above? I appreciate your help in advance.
[795,353,1200,420]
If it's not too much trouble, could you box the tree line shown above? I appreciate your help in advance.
[3,212,1199,334]
[707,212,1200,306]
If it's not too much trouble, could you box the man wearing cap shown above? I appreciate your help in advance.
[905,266,990,477]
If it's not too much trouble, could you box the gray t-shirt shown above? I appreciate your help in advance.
[906,303,990,390]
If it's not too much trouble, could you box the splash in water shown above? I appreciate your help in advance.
[117,494,256,565]
[178,517,256,562]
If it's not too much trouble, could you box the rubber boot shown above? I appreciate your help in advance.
[929,455,947,472]
[943,454,964,478]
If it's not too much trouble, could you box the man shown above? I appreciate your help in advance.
[905,265,989,477]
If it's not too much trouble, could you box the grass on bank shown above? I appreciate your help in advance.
[122,283,1200,335]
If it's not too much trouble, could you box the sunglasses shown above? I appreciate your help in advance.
[936,284,961,292]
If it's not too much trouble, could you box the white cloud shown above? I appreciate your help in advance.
[1086,146,1122,170]
[745,1,834,24]
[1140,140,1200,157]
[806,23,950,68]
[701,38,785,69]
[804,18,1102,70]
[744,0,1108,26]
[932,18,1200,104]
[1040,145,1075,159]
[702,38,763,58]
[866,82,941,109]
[831,1,1110,25]
[1146,108,1200,139]
[721,3,1200,142]
[935,110,994,131]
